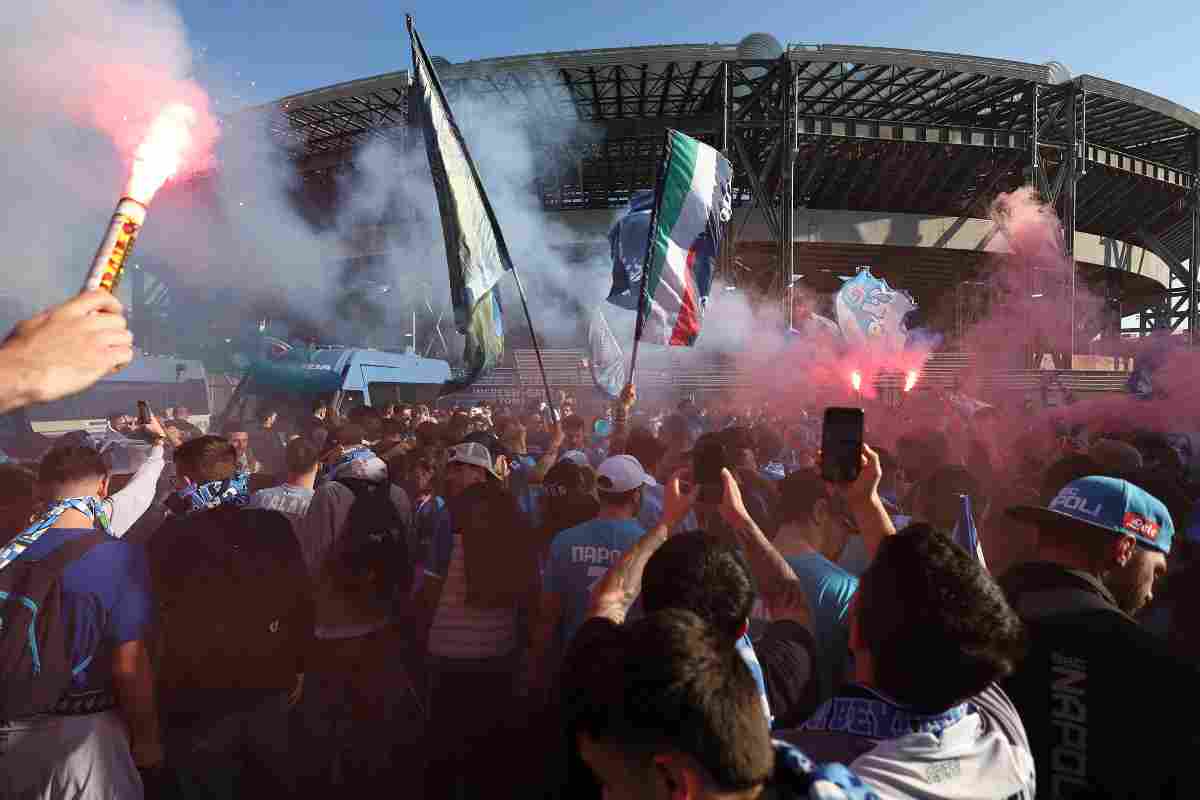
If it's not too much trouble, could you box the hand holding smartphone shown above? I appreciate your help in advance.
[821,407,864,483]
[693,438,728,505]
[137,400,153,426]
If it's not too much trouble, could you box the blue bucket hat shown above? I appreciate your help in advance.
[1007,476,1174,555]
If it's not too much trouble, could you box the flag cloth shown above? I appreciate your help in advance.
[588,307,627,400]
[409,18,510,391]
[834,267,916,356]
[607,190,655,311]
[637,130,733,347]
[952,494,988,568]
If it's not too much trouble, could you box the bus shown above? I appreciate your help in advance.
[23,356,212,438]
[217,347,451,431]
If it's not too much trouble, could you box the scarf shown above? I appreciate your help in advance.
[772,741,878,799]
[736,632,772,727]
[802,684,973,741]
[0,497,112,571]
[168,472,251,517]
[324,446,375,482]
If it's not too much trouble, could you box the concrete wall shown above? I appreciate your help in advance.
[546,207,1173,289]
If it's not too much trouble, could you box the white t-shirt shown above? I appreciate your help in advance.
[850,687,1036,800]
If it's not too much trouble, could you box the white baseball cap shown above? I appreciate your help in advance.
[596,454,657,493]
[446,441,499,479]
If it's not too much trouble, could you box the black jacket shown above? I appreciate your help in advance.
[1000,561,1200,800]
[148,506,315,712]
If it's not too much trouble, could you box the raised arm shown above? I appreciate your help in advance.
[840,443,895,564]
[715,469,813,630]
[587,473,697,624]
[107,417,167,537]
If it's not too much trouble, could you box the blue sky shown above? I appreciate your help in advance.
[179,0,1200,114]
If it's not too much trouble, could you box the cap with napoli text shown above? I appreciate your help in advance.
[1007,476,1174,554]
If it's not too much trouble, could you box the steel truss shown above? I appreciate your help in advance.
[258,43,1200,341]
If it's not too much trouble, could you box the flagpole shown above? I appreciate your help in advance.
[630,128,673,384]
[508,265,558,420]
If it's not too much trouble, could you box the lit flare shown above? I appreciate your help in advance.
[851,371,862,393]
[904,370,918,392]
[125,103,198,205]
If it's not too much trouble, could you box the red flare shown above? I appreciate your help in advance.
[904,370,918,392]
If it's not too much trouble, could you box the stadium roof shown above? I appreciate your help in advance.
[246,40,1200,332]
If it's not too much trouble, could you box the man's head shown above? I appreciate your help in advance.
[575,609,773,800]
[38,445,110,501]
[777,468,856,559]
[496,417,528,455]
[324,424,367,462]
[1009,476,1173,614]
[285,437,321,480]
[162,419,199,449]
[596,455,656,517]
[627,427,668,477]
[911,465,989,533]
[173,435,237,486]
[562,414,588,450]
[852,525,1027,711]
[224,427,250,456]
[642,532,756,642]
[108,411,134,434]
[444,441,497,497]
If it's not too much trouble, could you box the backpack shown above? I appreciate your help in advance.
[0,530,106,720]
[337,479,414,597]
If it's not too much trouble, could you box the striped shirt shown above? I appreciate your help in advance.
[427,534,518,660]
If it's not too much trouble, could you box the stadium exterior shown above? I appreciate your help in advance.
[146,37,1200,396]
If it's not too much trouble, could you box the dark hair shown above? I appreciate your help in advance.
[330,423,366,448]
[916,465,988,531]
[0,464,37,531]
[415,420,441,447]
[642,532,756,641]
[580,609,773,792]
[856,524,1026,711]
[776,468,827,526]
[285,437,321,475]
[164,418,202,440]
[38,445,109,490]
[347,406,383,441]
[659,414,690,446]
[626,427,667,475]
[562,414,586,434]
[1039,455,1104,505]
[597,486,640,508]
[174,435,237,484]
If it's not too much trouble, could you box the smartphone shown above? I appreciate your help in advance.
[693,439,728,505]
[136,400,153,426]
[821,407,864,483]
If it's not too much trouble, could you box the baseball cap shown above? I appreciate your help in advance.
[558,449,590,467]
[1007,475,1174,554]
[446,441,499,480]
[463,430,511,461]
[596,454,657,494]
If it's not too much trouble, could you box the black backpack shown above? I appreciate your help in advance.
[0,530,106,720]
[337,479,414,597]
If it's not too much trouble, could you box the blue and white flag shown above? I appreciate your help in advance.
[835,267,916,355]
[588,308,627,400]
[607,190,655,311]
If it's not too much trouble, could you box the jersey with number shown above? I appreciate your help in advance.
[543,517,645,647]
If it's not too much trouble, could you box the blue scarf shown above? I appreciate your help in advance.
[169,473,251,517]
[802,684,973,741]
[772,741,878,799]
[736,632,772,727]
[0,497,112,571]
[322,446,375,483]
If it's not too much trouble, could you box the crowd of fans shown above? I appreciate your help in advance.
[0,290,1198,799]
